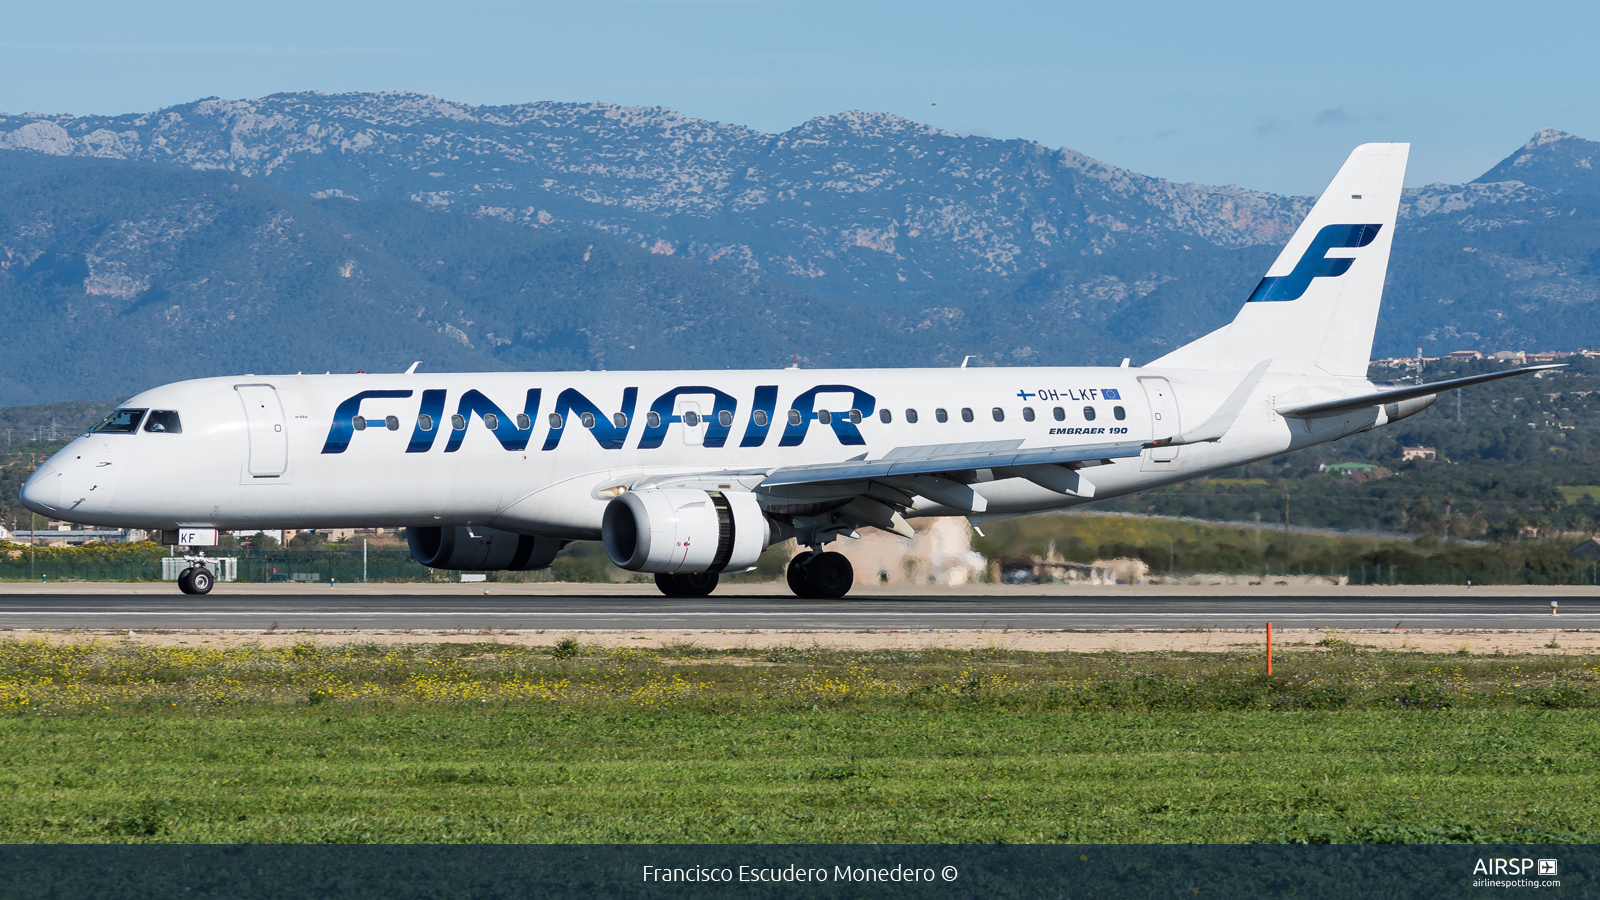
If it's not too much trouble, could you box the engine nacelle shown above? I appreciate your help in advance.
[602,489,772,574]
[407,525,564,571]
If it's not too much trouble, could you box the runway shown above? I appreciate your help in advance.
[0,591,1589,631]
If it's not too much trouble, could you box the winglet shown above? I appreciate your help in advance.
[1152,360,1271,447]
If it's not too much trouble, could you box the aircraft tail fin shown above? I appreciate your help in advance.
[1151,143,1410,377]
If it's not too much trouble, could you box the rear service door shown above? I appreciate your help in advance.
[236,384,288,478]
[1139,377,1181,470]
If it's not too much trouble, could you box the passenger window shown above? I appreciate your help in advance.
[1114,406,1126,421]
[849,409,862,424]
[788,409,802,426]
[683,411,699,427]
[935,408,948,423]
[905,409,918,424]
[143,410,182,434]
[1022,407,1035,422]
[483,413,500,431]
[991,407,1004,422]
[1053,407,1065,421]
[353,415,368,431]
[417,414,435,432]
[385,415,400,431]
[879,409,892,424]
[717,410,732,427]
[961,408,974,423]
[752,410,768,427]
[817,409,832,425]
[616,412,631,428]
[516,413,530,430]
[648,411,663,428]
[548,413,564,429]
[1083,406,1097,421]
[581,412,597,429]
[93,408,147,434]
[451,414,466,430]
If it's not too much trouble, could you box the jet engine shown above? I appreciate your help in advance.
[602,489,774,574]
[407,525,564,571]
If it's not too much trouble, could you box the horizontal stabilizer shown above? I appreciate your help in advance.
[1277,364,1564,419]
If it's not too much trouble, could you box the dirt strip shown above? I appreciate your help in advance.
[4,628,1595,655]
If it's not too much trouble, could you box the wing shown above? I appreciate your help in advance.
[633,438,1145,544]
[758,438,1146,486]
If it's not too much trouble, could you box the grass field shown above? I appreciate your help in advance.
[2,638,1598,843]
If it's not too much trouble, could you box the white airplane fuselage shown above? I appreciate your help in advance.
[24,364,1388,536]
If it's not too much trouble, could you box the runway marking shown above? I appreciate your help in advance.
[0,608,1593,614]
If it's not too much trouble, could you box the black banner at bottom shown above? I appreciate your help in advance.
[0,844,1592,898]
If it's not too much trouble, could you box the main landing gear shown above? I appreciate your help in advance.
[177,561,215,595]
[649,552,856,600]
[787,551,854,599]
[655,572,719,598]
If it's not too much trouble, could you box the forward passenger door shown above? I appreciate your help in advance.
[236,384,288,479]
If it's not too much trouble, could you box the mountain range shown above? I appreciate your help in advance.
[1,92,1598,405]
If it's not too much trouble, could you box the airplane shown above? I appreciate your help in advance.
[19,143,1557,597]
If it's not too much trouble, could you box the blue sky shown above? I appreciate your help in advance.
[3,0,1595,195]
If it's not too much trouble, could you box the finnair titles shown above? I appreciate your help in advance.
[21,144,1556,597]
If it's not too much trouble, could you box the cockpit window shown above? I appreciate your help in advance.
[143,410,182,434]
[91,408,147,434]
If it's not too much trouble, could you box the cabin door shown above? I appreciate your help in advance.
[236,384,289,478]
[1139,377,1181,471]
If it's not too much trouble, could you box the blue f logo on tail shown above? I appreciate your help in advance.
[1247,223,1382,303]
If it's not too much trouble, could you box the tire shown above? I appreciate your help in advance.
[677,572,718,597]
[787,553,818,598]
[177,567,195,594]
[655,572,719,598]
[807,552,854,599]
[787,551,854,599]
[189,567,215,595]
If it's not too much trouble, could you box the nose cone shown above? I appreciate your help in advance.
[20,465,60,515]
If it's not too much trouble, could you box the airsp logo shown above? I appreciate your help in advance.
[1247,223,1383,303]
[1472,858,1555,876]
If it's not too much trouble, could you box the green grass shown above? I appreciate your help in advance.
[1559,486,1600,504]
[2,639,1599,843]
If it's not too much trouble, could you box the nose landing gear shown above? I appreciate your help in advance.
[787,551,854,599]
[177,558,215,595]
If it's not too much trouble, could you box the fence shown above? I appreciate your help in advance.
[0,550,433,583]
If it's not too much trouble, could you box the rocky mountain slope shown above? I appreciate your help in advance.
[1,95,1599,404]
[0,93,1314,305]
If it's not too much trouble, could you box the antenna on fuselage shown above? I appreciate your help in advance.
[960,355,975,368]
[405,361,421,374]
